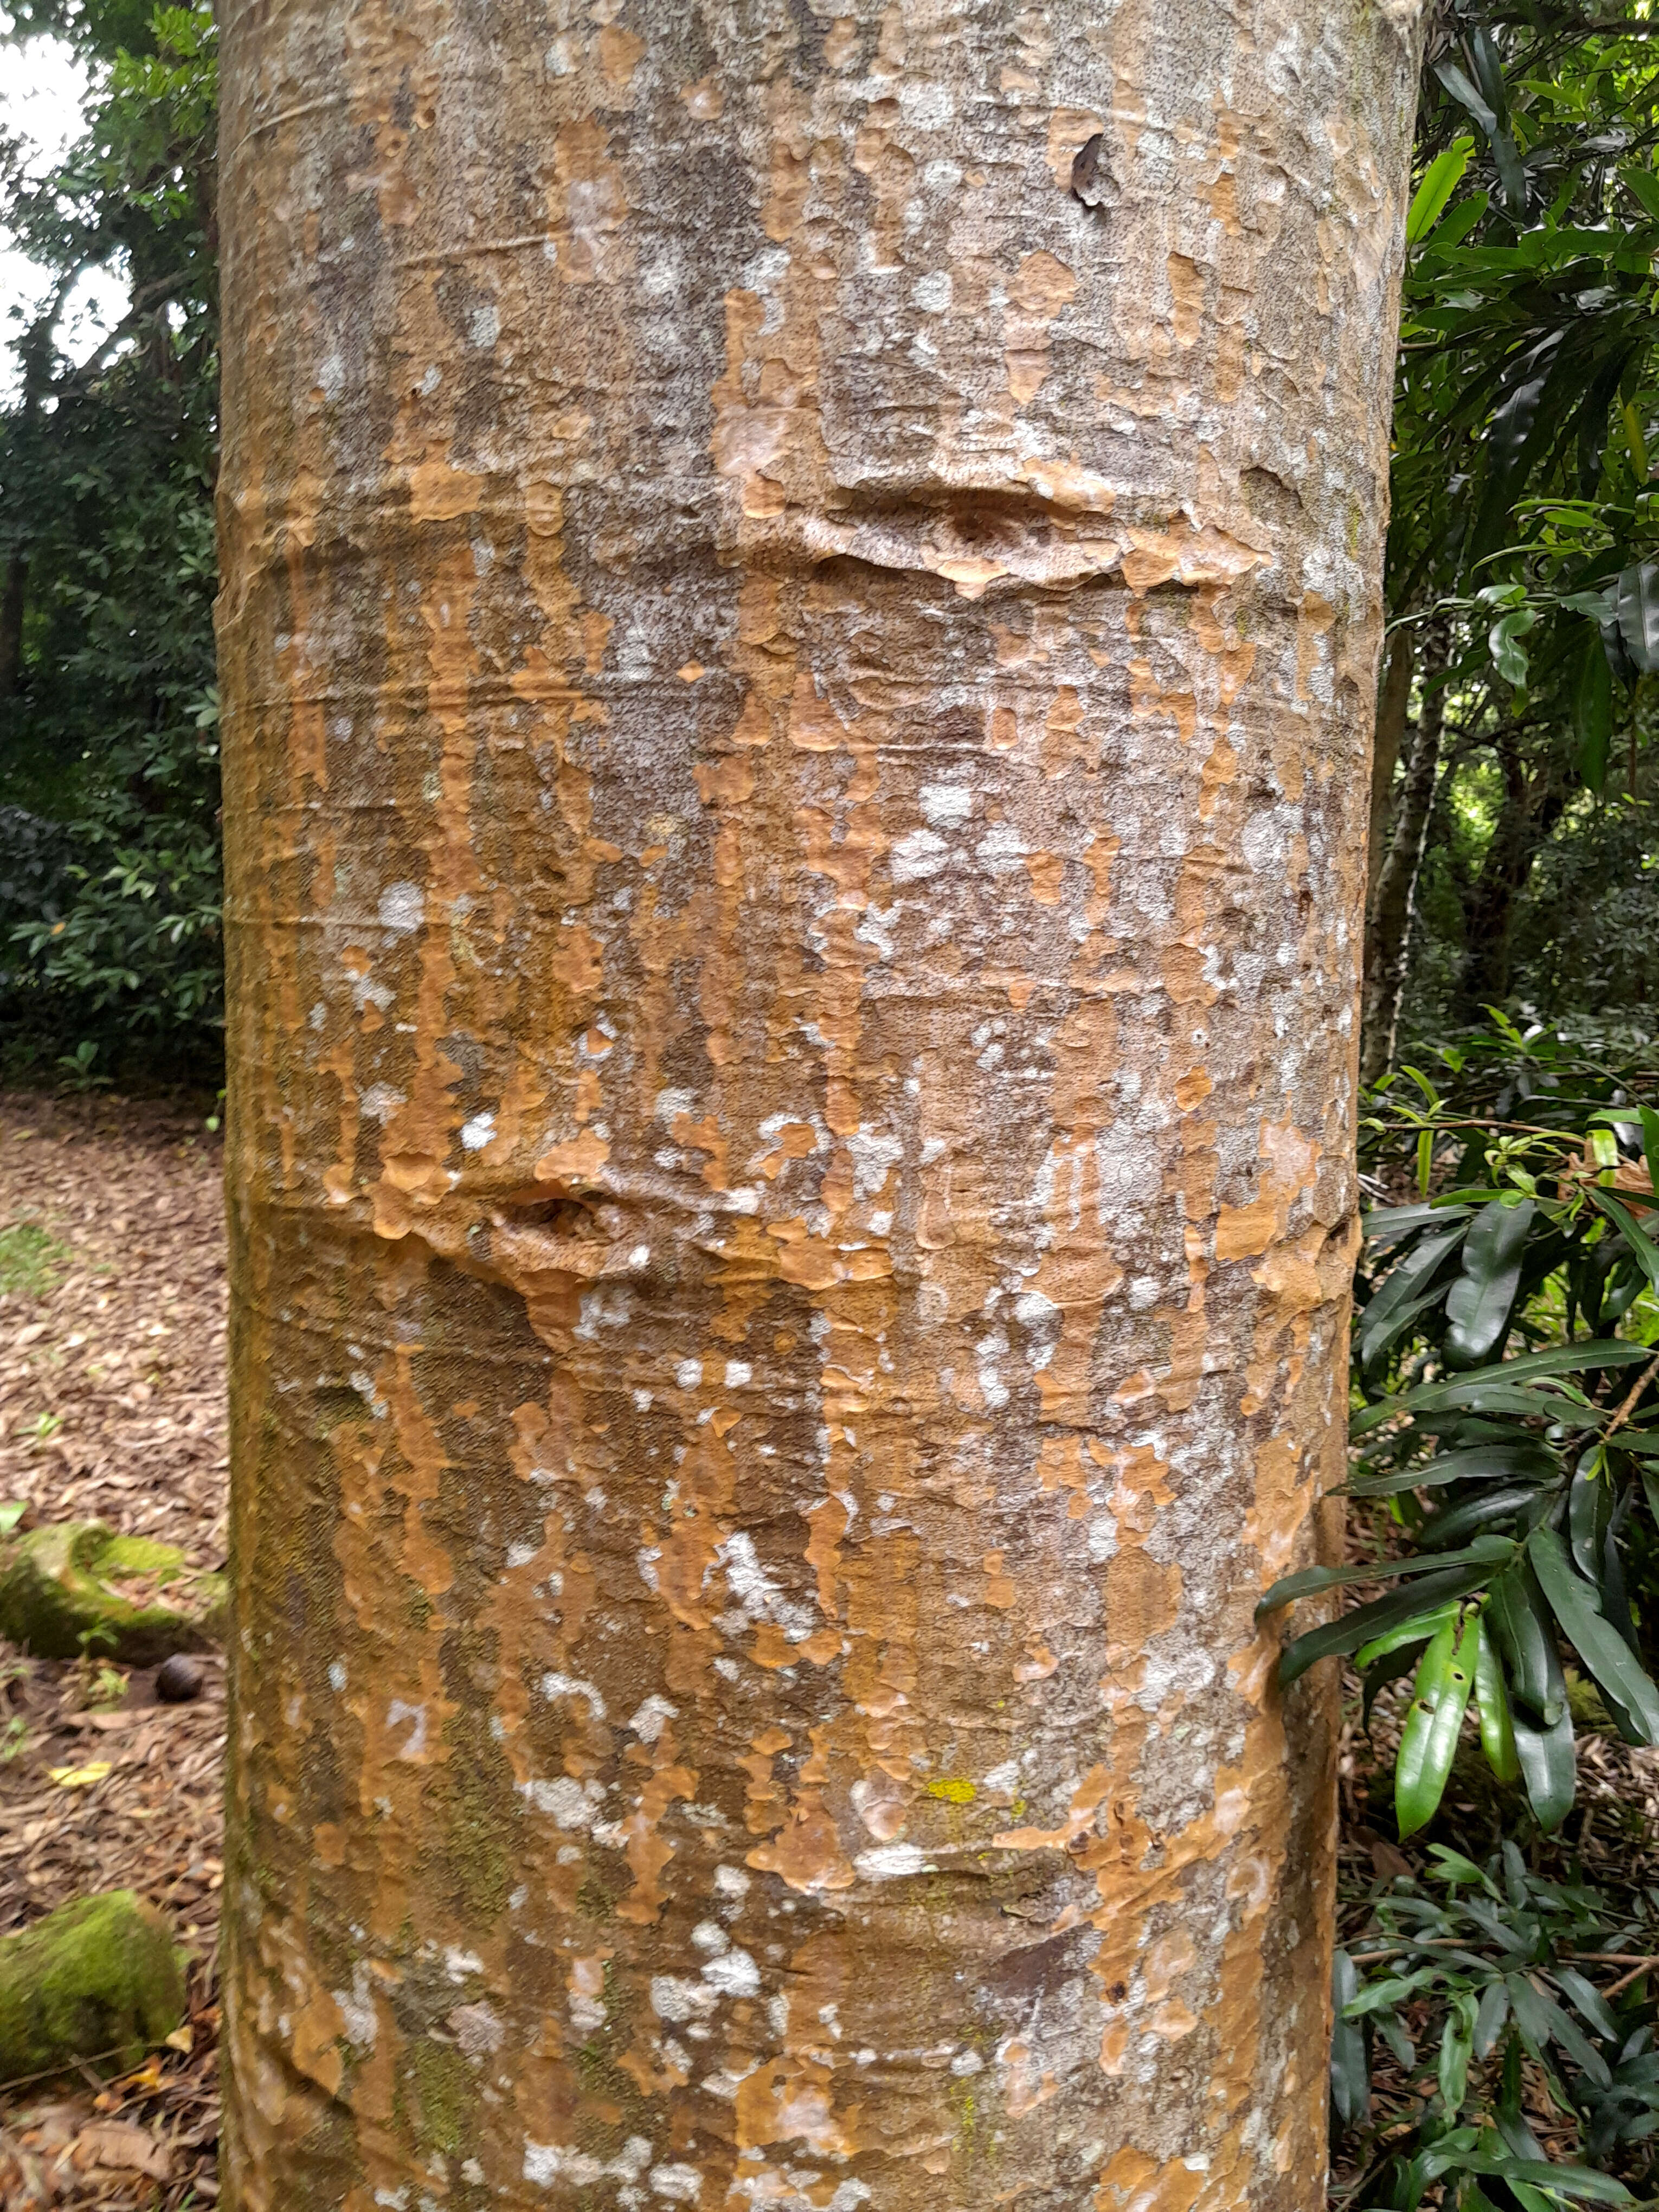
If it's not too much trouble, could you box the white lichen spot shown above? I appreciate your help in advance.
[723,1359,752,1388]
[466,302,500,349]
[700,1947,760,1997]
[891,827,949,883]
[627,1693,678,1744]
[919,780,973,826]
[386,1700,426,1759]
[854,1843,931,1880]
[460,1111,496,1152]
[650,1975,718,2023]
[377,881,423,935]
[332,1962,377,2048]
[541,1672,605,1718]
[524,1774,606,1828]
[713,1864,750,1901]
[845,1127,903,1201]
[676,1357,703,1391]
[650,2166,703,2203]
[358,1084,405,1126]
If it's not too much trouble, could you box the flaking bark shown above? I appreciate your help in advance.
[216,5,1423,2207]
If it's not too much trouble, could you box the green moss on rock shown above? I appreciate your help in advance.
[0,1891,187,2084]
[0,1521,225,1663]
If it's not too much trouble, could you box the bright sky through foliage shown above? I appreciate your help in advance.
[0,32,127,399]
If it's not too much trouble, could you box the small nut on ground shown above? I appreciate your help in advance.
[155,1655,205,1703]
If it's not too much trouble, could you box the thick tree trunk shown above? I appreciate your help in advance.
[1456,726,1565,1016]
[1361,633,1447,1083]
[216,6,1421,2209]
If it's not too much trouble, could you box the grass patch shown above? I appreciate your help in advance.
[0,1218,69,1298]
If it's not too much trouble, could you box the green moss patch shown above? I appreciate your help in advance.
[0,1891,186,2085]
[0,1521,224,1663]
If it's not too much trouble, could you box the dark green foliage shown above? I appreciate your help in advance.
[1335,1847,1659,2208]
[1378,5,1659,1043]
[1264,1030,1659,1846]
[0,2,220,1082]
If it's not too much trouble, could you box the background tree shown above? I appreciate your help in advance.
[216,1,1422,2205]
[0,0,220,1083]
[1366,2,1659,1071]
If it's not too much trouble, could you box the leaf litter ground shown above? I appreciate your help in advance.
[0,1092,226,2209]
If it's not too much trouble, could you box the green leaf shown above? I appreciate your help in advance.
[1551,1966,1621,2044]
[1478,1343,1650,1386]
[1512,1705,1577,1831]
[1487,1564,1568,1726]
[1623,165,1659,223]
[0,1502,24,1540]
[1574,625,1613,793]
[1362,1202,1475,1245]
[1278,1564,1501,1689]
[1351,1341,1648,1437]
[1330,1950,1369,2129]
[1568,1449,1612,1583]
[1475,1621,1522,1785]
[1357,1222,1469,1375]
[1615,561,1659,677]
[1397,1610,1481,1839]
[1423,1486,1557,1551]
[1529,1527,1659,1745]
[1258,1536,1514,1620]
[1359,1605,1461,1668]
[1589,1190,1659,1292]
[1638,1107,1659,1199]
[1439,1988,1479,2115]
[1445,1199,1537,1369]
[1489,605,1536,688]
[1474,1978,1510,2059]
[1345,1442,1559,1499]
[1410,138,1476,247]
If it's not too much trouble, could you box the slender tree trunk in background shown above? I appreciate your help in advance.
[0,556,25,703]
[217,5,1422,2207]
[1361,630,1447,1083]
[1365,627,1414,926]
[1456,727,1566,1017]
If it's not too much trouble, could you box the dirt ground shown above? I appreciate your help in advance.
[0,1092,226,2209]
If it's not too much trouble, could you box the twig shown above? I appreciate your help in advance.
[1604,1350,1659,1443]
[1602,1956,1659,2000]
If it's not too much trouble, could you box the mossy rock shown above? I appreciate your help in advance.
[0,1521,224,1663]
[0,1891,187,2085]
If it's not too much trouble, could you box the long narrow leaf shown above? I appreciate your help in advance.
[1397,1612,1481,1839]
[1258,1536,1514,1619]
[1278,1565,1500,1689]
[1530,1527,1659,1745]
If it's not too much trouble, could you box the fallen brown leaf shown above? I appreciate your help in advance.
[75,2119,172,2179]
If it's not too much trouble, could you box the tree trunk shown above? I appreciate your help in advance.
[1366,628,1413,926]
[216,6,1422,2209]
[0,557,25,704]
[1361,632,1447,1083]
[1455,726,1566,1017]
